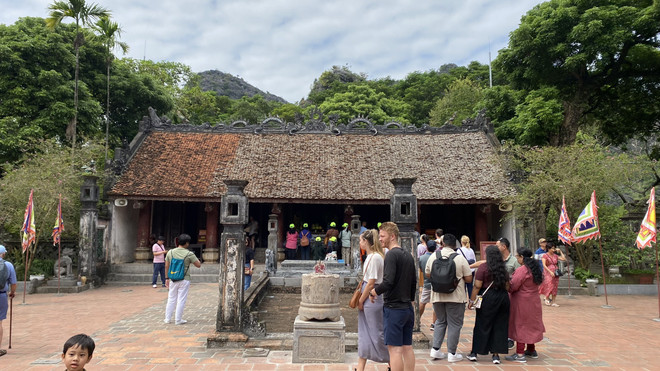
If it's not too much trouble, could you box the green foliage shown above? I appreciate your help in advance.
[229,95,282,124]
[599,204,638,268]
[501,135,653,269]
[318,84,410,124]
[0,139,104,271]
[504,87,563,145]
[495,0,660,145]
[573,266,601,284]
[307,65,366,105]
[429,78,483,126]
[271,104,303,123]
[177,84,225,124]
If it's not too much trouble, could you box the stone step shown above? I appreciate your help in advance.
[110,263,221,275]
[106,272,219,284]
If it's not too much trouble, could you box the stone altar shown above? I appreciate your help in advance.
[293,273,345,363]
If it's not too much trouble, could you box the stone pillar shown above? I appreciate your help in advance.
[350,215,361,271]
[390,178,420,331]
[273,203,285,262]
[202,202,220,262]
[216,180,249,332]
[79,175,99,283]
[266,213,279,274]
[134,200,152,263]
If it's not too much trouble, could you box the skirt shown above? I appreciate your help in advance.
[357,282,389,363]
[471,287,510,355]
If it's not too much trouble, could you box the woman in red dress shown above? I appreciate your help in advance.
[538,242,566,306]
[506,248,545,362]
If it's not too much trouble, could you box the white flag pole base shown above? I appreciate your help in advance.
[601,304,614,309]
[653,318,660,322]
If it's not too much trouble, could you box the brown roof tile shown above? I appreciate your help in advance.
[110,131,512,203]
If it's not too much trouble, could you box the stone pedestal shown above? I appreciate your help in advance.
[267,213,278,273]
[298,274,341,321]
[293,315,345,363]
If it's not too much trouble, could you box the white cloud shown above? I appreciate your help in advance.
[0,0,543,102]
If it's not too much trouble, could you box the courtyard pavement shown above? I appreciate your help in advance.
[2,280,660,370]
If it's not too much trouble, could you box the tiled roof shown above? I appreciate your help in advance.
[110,131,512,203]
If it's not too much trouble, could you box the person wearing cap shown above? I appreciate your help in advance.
[285,223,298,260]
[325,221,339,244]
[311,236,325,261]
[152,236,167,288]
[534,238,548,272]
[299,223,312,260]
[339,222,352,263]
[327,236,339,256]
[0,245,17,357]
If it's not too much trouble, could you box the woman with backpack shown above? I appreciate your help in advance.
[299,223,312,260]
[466,245,510,364]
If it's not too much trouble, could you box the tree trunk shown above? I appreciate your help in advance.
[72,45,79,160]
[553,90,587,146]
[105,58,110,163]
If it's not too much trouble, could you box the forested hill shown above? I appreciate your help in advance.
[197,70,288,103]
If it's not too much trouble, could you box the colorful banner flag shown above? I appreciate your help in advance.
[636,187,656,249]
[558,196,573,245]
[21,189,36,252]
[52,194,64,246]
[572,190,601,243]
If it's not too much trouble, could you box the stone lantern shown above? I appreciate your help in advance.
[79,175,99,282]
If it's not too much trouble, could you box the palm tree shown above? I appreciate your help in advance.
[93,16,128,163]
[46,0,110,158]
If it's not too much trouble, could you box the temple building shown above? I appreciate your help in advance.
[107,108,515,266]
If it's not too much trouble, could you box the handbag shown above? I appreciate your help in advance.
[244,266,252,275]
[473,281,493,309]
[554,269,564,277]
[348,255,372,309]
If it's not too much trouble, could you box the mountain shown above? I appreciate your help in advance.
[197,70,288,103]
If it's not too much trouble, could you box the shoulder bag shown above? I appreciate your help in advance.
[473,281,493,309]
[349,255,372,308]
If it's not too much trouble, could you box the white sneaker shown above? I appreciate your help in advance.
[429,348,446,359]
[152,284,157,288]
[175,319,188,325]
[448,353,463,362]
[163,319,170,324]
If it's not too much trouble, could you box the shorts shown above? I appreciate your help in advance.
[420,287,431,304]
[0,292,8,320]
[383,305,414,346]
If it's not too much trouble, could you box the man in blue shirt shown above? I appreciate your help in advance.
[0,245,18,356]
[534,238,548,271]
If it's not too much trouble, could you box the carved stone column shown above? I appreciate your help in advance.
[390,178,420,331]
[134,200,152,263]
[202,202,220,262]
[266,213,279,274]
[474,205,488,259]
[79,175,99,283]
[216,180,249,332]
[350,215,361,271]
[272,203,285,262]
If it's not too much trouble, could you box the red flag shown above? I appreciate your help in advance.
[558,196,573,246]
[52,194,64,246]
[21,189,36,253]
[572,191,601,243]
[636,187,656,249]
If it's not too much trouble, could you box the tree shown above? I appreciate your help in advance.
[429,78,483,126]
[0,139,104,275]
[504,87,564,146]
[500,134,653,268]
[307,65,366,105]
[46,0,110,157]
[0,17,103,166]
[496,0,660,146]
[92,16,128,163]
[318,84,410,124]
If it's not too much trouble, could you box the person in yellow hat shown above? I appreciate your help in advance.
[339,222,352,263]
[325,221,339,247]
[299,223,312,260]
[311,236,325,261]
[327,236,339,255]
[285,223,298,260]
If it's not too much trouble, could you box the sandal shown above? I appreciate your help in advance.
[0,349,7,357]
[544,299,552,306]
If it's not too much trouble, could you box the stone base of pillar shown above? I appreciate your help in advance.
[277,247,285,262]
[202,248,219,263]
[134,246,151,263]
[207,331,249,348]
[293,315,345,363]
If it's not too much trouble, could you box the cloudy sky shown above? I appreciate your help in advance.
[1,0,544,102]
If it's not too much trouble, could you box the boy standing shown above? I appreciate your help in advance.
[61,333,95,371]
[164,234,201,325]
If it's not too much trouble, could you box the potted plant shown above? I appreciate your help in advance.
[624,268,656,284]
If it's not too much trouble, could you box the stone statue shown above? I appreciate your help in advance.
[265,248,276,274]
[54,248,74,278]
[352,250,362,272]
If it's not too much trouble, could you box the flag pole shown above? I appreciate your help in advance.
[57,239,62,295]
[654,242,660,321]
[22,244,29,304]
[597,238,611,308]
[564,245,574,298]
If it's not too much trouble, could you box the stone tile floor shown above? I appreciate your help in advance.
[1,282,660,370]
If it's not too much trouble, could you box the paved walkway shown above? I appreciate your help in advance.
[2,282,660,370]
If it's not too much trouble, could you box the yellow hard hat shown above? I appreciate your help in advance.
[315,237,322,241]
[342,223,348,228]
[330,222,336,227]
[289,223,295,229]
[329,236,337,242]
[377,222,382,228]
[303,223,308,228]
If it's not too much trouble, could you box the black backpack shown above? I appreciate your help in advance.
[430,251,459,293]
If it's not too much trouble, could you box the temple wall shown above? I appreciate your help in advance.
[110,201,140,263]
